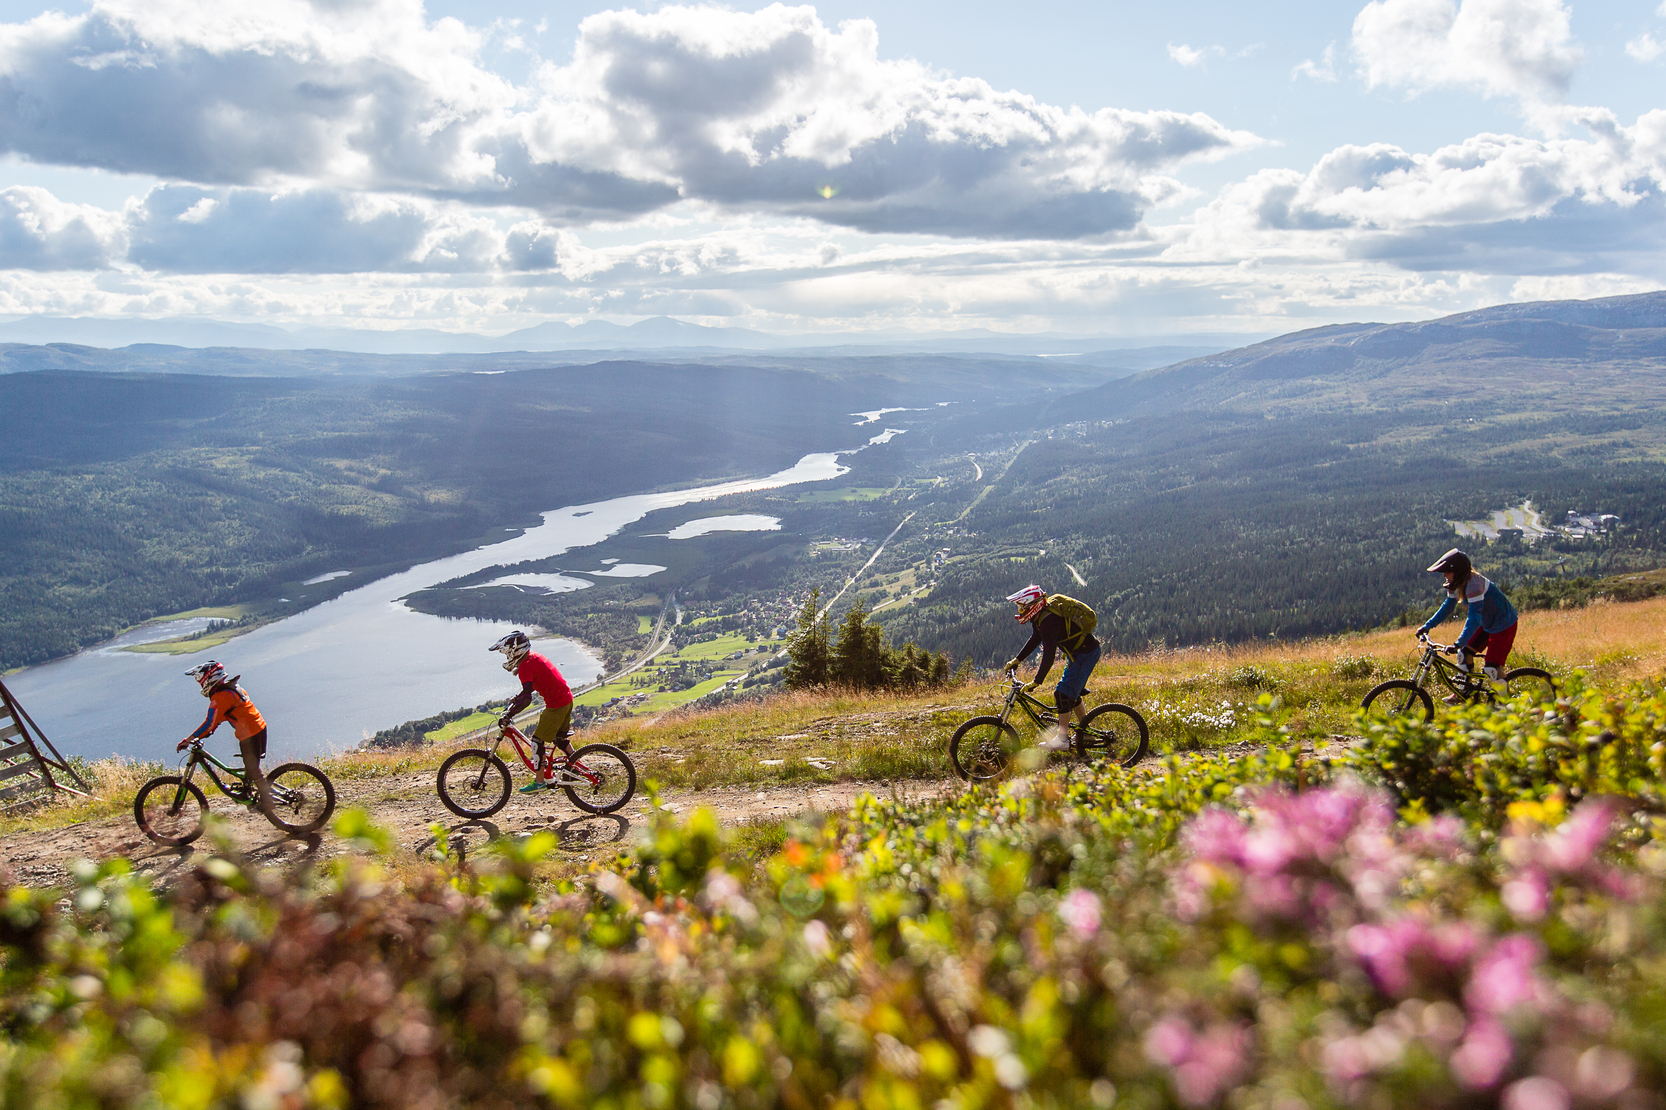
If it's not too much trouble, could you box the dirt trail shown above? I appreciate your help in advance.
[0,771,953,891]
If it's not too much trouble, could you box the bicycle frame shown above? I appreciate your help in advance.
[175,740,252,800]
[994,674,1069,733]
[1409,639,1491,701]
[486,723,606,790]
[173,740,306,809]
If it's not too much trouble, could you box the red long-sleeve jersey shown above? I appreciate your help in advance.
[505,651,573,716]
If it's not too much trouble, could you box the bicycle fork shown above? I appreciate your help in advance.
[171,757,200,817]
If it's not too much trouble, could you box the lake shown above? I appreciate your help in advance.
[7,451,849,765]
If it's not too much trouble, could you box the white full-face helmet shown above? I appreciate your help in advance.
[490,630,532,672]
[186,660,228,696]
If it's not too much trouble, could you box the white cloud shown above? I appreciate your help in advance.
[1292,43,1339,82]
[1627,33,1666,62]
[1168,43,1207,67]
[1168,108,1666,283]
[0,0,1260,241]
[521,6,1260,238]
[1352,0,1582,105]
[0,186,124,269]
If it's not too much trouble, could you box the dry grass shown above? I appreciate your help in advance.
[0,756,164,835]
[7,596,1663,837]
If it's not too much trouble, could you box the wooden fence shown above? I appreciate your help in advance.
[0,678,90,810]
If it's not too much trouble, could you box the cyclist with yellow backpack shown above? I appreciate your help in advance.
[1003,585,1101,751]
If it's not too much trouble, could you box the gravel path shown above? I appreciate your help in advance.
[0,771,951,890]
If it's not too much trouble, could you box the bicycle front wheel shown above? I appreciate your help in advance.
[134,775,208,846]
[1076,703,1149,768]
[264,763,337,834]
[437,748,512,818]
[562,743,637,814]
[1503,667,1557,705]
[949,716,1021,782]
[1361,680,1434,725]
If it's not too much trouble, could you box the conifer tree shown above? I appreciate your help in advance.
[896,643,923,689]
[832,600,888,689]
[783,588,830,689]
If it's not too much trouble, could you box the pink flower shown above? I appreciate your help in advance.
[1449,1017,1513,1089]
[1541,799,1618,873]
[1501,872,1550,921]
[1144,1018,1193,1068]
[801,919,831,958]
[1183,809,1248,866]
[1466,935,1544,1015]
[1148,1017,1250,1107]
[1346,918,1476,998]
[1502,1076,1571,1110]
[1058,889,1102,937]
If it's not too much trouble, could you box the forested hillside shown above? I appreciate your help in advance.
[359,293,1666,692]
[0,356,1112,670]
[8,292,1666,680]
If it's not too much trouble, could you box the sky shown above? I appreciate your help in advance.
[0,0,1662,337]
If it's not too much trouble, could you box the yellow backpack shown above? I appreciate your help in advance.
[1045,593,1097,652]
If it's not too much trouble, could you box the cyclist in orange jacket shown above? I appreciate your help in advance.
[180,660,271,815]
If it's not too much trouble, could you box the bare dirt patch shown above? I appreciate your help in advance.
[0,770,952,891]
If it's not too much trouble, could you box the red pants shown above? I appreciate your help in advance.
[1463,621,1517,671]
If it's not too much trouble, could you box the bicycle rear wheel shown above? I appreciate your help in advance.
[1361,680,1434,724]
[562,743,636,814]
[263,763,336,834]
[134,775,208,846]
[1075,703,1149,768]
[437,748,512,818]
[949,716,1021,782]
[1503,667,1557,705]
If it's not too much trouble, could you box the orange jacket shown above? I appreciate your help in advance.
[188,684,267,742]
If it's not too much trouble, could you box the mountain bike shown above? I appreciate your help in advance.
[134,738,336,847]
[436,719,636,819]
[948,671,1148,782]
[1360,634,1557,724]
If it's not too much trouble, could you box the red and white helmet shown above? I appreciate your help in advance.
[1006,584,1046,623]
[186,660,227,696]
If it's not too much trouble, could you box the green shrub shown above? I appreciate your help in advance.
[1347,673,1666,828]
[6,686,1666,1107]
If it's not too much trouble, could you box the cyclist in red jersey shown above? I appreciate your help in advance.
[490,630,576,792]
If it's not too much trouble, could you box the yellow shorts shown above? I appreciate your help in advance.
[532,703,573,744]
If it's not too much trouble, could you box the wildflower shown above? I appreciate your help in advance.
[1465,935,1545,1016]
[802,919,832,958]
[1058,889,1102,937]
[1502,1076,1570,1110]
[1449,1017,1513,1089]
[1146,1018,1250,1107]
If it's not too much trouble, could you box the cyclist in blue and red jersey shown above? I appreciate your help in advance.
[1417,548,1520,702]
[490,630,576,792]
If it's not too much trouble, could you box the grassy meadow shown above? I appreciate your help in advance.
[11,592,1662,839]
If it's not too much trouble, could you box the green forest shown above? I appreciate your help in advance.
[6,296,1666,679]
[0,361,1032,670]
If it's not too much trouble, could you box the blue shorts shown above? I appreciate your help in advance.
[1055,645,1100,713]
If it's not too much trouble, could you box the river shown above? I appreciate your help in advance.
[8,451,850,765]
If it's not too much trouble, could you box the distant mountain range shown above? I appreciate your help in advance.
[0,313,1260,364]
[1060,290,1666,421]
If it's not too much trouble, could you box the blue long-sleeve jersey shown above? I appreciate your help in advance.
[1419,572,1518,649]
